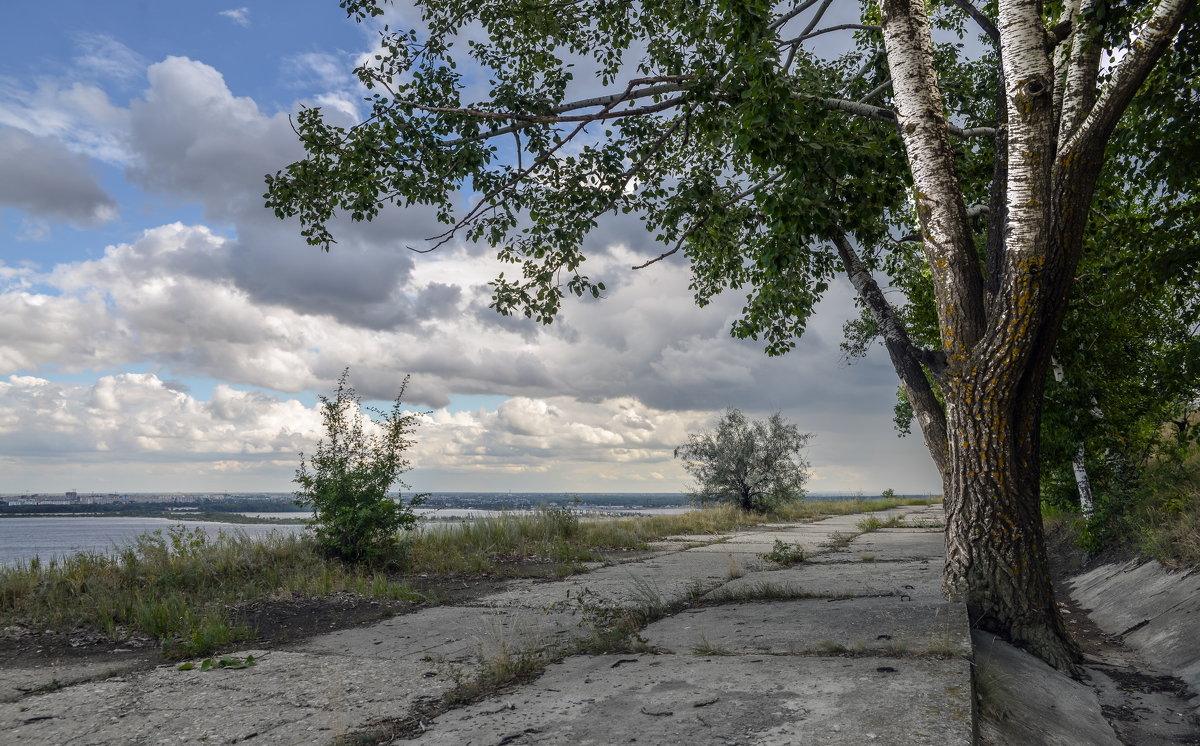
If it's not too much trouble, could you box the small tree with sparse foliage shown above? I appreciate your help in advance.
[675,410,811,513]
[295,370,425,564]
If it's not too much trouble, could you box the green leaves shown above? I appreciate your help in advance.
[266,0,920,353]
[675,409,812,512]
[178,654,258,672]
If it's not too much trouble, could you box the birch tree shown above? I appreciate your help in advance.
[266,0,1197,667]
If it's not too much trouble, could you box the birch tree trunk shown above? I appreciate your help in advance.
[1052,359,1097,517]
[878,0,1192,668]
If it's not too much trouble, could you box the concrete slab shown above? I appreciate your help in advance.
[973,631,1121,746]
[722,531,832,544]
[641,597,970,658]
[685,541,781,555]
[408,654,973,745]
[833,530,946,561]
[475,551,737,609]
[659,534,732,543]
[1071,561,1200,633]
[0,654,153,703]
[292,605,582,664]
[0,650,457,745]
[1070,560,1200,694]
[711,559,945,601]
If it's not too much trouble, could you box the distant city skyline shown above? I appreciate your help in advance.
[0,2,942,495]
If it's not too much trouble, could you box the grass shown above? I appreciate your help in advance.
[702,580,834,603]
[1044,449,1200,569]
[692,635,734,656]
[855,514,903,532]
[759,539,807,566]
[0,496,942,659]
[0,525,424,658]
[725,552,744,579]
[819,531,856,550]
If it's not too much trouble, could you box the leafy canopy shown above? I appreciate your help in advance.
[265,0,1008,354]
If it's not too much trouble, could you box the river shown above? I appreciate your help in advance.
[0,517,307,566]
[0,507,697,566]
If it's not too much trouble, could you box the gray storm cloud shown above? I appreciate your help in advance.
[0,127,117,225]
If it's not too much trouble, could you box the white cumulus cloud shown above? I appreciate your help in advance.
[218,8,251,27]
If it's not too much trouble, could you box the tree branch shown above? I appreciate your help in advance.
[1057,0,1101,142]
[833,233,949,472]
[811,97,995,138]
[632,172,784,270]
[769,0,825,32]
[1064,0,1195,157]
[796,0,835,39]
[879,0,986,356]
[417,84,652,251]
[780,24,882,46]
[857,79,892,103]
[948,0,1000,43]
[437,79,694,146]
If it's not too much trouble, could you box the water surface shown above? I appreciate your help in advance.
[0,517,306,566]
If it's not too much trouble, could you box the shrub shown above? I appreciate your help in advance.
[295,369,426,564]
[674,409,811,513]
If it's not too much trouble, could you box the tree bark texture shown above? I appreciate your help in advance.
[941,365,1079,669]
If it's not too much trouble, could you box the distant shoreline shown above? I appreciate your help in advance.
[0,510,309,525]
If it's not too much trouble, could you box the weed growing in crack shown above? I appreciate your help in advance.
[760,539,807,566]
[856,514,904,532]
[544,580,666,654]
[703,581,830,604]
[692,634,734,656]
[820,531,856,550]
[725,552,744,579]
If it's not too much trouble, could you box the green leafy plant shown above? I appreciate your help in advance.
[820,532,855,550]
[759,539,807,566]
[856,514,902,532]
[178,654,258,671]
[295,369,426,565]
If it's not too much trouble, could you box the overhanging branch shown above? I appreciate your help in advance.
[812,97,995,139]
[948,0,1000,43]
[833,232,948,471]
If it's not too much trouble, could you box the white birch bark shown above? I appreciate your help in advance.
[877,0,982,358]
[1057,0,1100,141]
[997,1,1055,262]
[1052,359,1096,518]
[1063,0,1194,156]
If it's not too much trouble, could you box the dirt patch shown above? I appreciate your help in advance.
[0,559,586,699]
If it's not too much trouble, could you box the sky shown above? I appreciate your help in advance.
[0,1,942,495]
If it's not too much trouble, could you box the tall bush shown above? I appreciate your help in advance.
[295,370,425,564]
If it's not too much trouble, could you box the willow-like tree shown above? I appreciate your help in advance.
[266,0,1196,667]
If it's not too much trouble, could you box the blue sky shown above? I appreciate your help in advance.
[0,2,941,495]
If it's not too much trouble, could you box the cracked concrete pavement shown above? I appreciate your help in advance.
[1,504,975,745]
